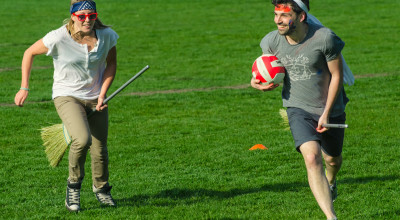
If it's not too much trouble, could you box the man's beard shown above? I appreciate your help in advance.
[278,24,296,36]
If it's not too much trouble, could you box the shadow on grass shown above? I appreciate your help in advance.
[339,175,399,184]
[116,175,400,208]
[116,181,308,207]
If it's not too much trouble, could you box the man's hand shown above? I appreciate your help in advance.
[250,77,279,91]
[316,114,329,133]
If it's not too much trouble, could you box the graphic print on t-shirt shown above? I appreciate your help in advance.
[280,54,315,81]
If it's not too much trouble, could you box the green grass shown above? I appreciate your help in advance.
[0,0,399,219]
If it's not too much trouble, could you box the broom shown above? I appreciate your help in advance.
[279,108,290,130]
[41,65,150,167]
[278,108,349,130]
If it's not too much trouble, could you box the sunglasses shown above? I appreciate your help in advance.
[72,12,98,22]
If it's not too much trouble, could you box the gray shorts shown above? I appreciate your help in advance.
[286,107,346,157]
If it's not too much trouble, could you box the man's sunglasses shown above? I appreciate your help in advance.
[72,13,98,22]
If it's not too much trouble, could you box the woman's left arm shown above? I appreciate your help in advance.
[316,54,343,133]
[96,46,117,111]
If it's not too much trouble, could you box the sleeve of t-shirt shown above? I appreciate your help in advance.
[104,28,119,49]
[323,30,345,62]
[42,28,62,57]
[260,32,280,55]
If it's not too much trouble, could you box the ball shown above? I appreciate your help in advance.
[252,54,286,85]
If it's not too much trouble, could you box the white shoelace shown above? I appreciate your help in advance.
[96,192,115,205]
[67,188,80,204]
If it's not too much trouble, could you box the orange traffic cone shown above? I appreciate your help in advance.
[249,144,268,150]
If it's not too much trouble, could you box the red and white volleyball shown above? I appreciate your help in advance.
[252,54,286,85]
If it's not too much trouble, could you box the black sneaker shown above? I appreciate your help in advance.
[65,180,82,212]
[93,185,116,207]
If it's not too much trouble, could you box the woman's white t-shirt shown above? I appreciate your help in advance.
[42,25,119,100]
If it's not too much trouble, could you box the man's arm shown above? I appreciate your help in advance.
[316,54,343,133]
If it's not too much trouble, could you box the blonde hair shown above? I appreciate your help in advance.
[64,0,110,40]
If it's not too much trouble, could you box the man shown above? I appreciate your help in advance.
[251,0,349,219]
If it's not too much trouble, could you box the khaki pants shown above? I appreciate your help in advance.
[54,96,109,189]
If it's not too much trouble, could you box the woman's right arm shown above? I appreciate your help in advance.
[14,39,48,107]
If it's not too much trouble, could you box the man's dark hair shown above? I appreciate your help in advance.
[271,0,310,14]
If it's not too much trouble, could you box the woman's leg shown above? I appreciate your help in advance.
[87,99,109,189]
[54,96,92,183]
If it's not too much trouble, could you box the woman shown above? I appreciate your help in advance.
[14,0,118,212]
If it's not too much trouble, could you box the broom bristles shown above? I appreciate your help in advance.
[41,124,70,167]
[279,108,290,130]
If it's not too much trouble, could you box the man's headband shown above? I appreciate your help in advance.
[70,1,96,14]
[275,4,291,12]
[293,0,309,14]
[275,1,308,14]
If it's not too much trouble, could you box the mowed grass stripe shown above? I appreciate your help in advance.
[0,72,394,107]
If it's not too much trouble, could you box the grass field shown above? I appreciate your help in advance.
[0,0,399,219]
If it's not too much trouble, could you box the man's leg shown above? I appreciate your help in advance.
[323,153,342,203]
[321,112,345,187]
[299,141,336,219]
[322,153,342,185]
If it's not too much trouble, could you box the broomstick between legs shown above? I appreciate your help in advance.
[41,65,150,167]
[279,108,348,129]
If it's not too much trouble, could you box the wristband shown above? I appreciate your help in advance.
[20,87,30,91]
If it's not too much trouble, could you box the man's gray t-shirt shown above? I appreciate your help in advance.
[260,23,348,117]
